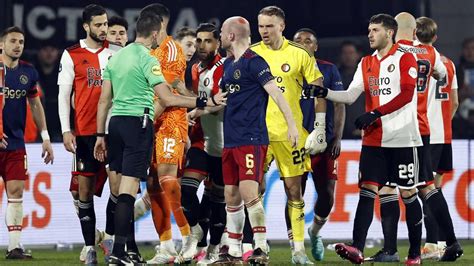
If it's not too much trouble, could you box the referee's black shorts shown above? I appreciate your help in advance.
[108,116,153,180]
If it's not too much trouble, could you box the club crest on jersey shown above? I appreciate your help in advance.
[387,64,395,72]
[19,75,28,85]
[204,77,210,87]
[152,65,162,76]
[233,69,241,79]
[281,63,291,72]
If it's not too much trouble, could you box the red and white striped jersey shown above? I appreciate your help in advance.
[428,55,458,144]
[397,40,447,136]
[190,54,225,157]
[349,44,422,147]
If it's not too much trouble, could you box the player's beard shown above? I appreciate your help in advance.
[89,30,105,44]
[151,37,159,50]
[199,50,215,62]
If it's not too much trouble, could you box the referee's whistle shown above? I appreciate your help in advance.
[142,108,150,129]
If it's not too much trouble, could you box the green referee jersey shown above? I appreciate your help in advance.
[103,42,165,120]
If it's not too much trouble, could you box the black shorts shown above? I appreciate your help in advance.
[74,136,102,176]
[108,116,154,180]
[184,147,224,186]
[359,145,422,189]
[417,136,434,184]
[430,143,453,174]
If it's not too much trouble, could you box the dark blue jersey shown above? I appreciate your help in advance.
[300,59,344,141]
[2,61,39,150]
[221,49,274,148]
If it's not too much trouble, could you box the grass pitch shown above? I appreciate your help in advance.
[1,240,473,265]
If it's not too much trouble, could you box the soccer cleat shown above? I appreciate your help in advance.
[126,251,146,265]
[420,245,441,260]
[178,225,204,263]
[147,249,176,265]
[100,238,114,263]
[196,247,219,265]
[194,246,207,262]
[5,248,33,259]
[439,241,463,261]
[242,249,253,262]
[108,254,134,266]
[247,248,269,265]
[212,253,243,265]
[365,249,400,262]
[80,245,87,262]
[335,243,364,264]
[85,247,98,265]
[307,228,324,261]
[95,229,104,245]
[291,251,314,265]
[405,255,421,265]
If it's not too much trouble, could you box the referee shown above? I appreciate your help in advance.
[93,13,226,264]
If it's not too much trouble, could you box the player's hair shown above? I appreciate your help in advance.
[196,23,219,40]
[1,26,25,39]
[416,17,437,44]
[258,6,285,21]
[295,28,318,43]
[136,13,162,38]
[175,27,196,41]
[82,4,106,24]
[140,3,170,19]
[369,13,398,35]
[108,16,129,31]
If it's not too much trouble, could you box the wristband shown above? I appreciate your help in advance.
[196,97,207,108]
[96,132,106,137]
[41,130,50,141]
[314,113,326,127]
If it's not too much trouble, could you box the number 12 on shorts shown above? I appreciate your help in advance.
[163,138,176,153]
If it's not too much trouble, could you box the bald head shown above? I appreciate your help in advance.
[395,12,416,41]
[222,16,250,39]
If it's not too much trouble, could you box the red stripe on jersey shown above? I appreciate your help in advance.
[442,57,455,143]
[362,55,382,146]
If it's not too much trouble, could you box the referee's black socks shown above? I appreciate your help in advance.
[113,194,135,257]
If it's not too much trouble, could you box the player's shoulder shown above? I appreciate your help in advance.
[287,40,313,57]
[316,59,336,67]
[18,60,38,73]
[65,42,82,52]
[249,41,262,50]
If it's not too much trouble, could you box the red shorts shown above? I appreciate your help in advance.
[0,149,28,181]
[310,152,338,181]
[222,145,267,186]
[69,165,108,197]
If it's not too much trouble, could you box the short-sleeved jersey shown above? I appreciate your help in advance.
[191,54,225,156]
[221,49,274,147]
[397,40,447,136]
[150,36,188,135]
[349,44,422,147]
[57,39,115,136]
[428,55,458,144]
[251,38,323,141]
[103,43,165,120]
[300,59,344,141]
[2,61,40,150]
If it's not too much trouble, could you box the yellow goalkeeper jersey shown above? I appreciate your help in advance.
[251,37,323,141]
